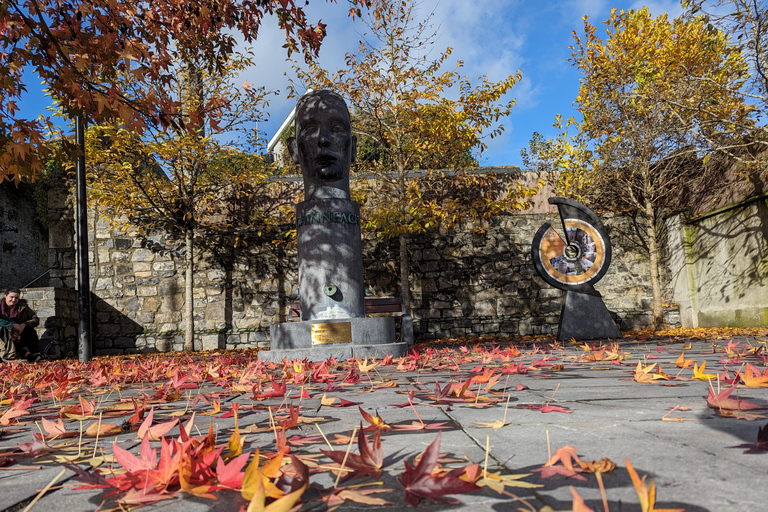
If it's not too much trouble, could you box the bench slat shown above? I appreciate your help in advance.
[289,297,405,317]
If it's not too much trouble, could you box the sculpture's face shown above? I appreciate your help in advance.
[293,95,355,183]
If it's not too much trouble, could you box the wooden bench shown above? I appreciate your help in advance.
[289,297,414,345]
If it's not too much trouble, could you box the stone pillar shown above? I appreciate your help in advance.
[296,199,365,320]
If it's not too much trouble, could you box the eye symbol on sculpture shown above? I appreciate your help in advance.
[324,284,338,297]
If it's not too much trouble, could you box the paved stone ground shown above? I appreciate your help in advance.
[0,332,766,512]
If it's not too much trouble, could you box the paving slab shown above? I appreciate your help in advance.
[0,335,766,511]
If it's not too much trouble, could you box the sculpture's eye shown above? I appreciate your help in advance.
[331,120,346,132]
[300,122,319,135]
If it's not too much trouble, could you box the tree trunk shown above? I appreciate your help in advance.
[183,227,195,352]
[399,232,411,314]
[644,200,664,330]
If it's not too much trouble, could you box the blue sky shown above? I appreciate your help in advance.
[18,0,686,168]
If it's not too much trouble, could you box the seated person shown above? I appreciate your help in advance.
[0,288,41,362]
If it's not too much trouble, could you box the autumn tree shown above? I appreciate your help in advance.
[290,0,537,312]
[87,52,287,352]
[0,0,367,182]
[679,0,768,156]
[549,8,754,329]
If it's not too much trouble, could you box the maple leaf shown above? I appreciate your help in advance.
[18,433,46,456]
[633,361,668,383]
[739,363,768,388]
[277,404,300,429]
[62,395,96,420]
[471,367,497,384]
[475,471,542,492]
[126,399,146,427]
[532,445,591,481]
[41,417,75,439]
[729,421,768,453]
[357,357,378,373]
[633,361,656,383]
[137,407,179,441]
[322,487,394,511]
[571,486,596,512]
[242,448,285,501]
[545,446,583,474]
[225,408,245,461]
[321,424,383,482]
[287,434,323,447]
[473,419,509,430]
[392,420,452,431]
[706,384,764,411]
[358,406,390,431]
[626,459,685,512]
[201,397,222,416]
[85,421,119,437]
[215,453,249,490]
[517,404,573,414]
[113,437,158,474]
[254,377,287,399]
[717,409,767,421]
[577,458,617,473]
[118,487,176,507]
[398,432,480,506]
[0,398,34,426]
[246,477,307,512]
[675,352,694,369]
[692,361,716,381]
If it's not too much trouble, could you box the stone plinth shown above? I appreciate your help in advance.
[296,198,365,320]
[264,317,407,362]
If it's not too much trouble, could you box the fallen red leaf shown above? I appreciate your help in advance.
[398,432,480,506]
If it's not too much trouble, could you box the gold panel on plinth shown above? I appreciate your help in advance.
[311,322,352,345]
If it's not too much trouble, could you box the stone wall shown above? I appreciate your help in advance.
[401,212,677,339]
[18,287,78,358]
[0,181,49,290]
[32,167,687,356]
[45,208,675,355]
[666,196,768,328]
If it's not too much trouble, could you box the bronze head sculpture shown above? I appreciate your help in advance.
[288,90,357,201]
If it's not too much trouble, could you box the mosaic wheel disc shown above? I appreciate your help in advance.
[531,198,612,294]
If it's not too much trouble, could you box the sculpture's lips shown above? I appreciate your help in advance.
[315,154,337,167]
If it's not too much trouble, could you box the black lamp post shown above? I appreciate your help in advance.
[75,116,91,362]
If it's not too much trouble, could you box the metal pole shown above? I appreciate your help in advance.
[75,116,91,362]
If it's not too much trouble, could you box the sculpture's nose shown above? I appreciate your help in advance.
[318,126,331,147]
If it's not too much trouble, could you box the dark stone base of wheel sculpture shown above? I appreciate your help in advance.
[531,198,621,341]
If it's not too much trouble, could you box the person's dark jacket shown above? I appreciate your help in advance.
[10,301,39,331]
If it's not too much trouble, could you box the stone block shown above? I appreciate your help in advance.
[114,337,137,349]
[111,251,130,263]
[94,278,112,291]
[136,311,155,324]
[143,297,161,312]
[133,262,151,272]
[137,286,158,297]
[153,262,175,272]
[248,331,267,342]
[114,238,132,250]
[202,335,220,350]
[36,307,55,318]
[473,300,497,317]
[131,249,154,262]
[50,220,74,249]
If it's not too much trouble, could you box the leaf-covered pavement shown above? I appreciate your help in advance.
[0,327,766,511]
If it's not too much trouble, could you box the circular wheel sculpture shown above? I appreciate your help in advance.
[530,198,621,340]
[531,198,612,295]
